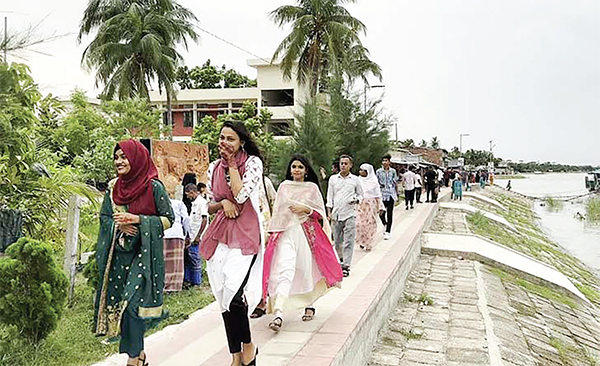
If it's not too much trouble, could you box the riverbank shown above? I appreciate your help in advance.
[369,186,600,365]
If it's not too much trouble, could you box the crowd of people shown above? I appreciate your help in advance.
[92,123,502,366]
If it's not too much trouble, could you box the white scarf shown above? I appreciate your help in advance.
[359,163,383,199]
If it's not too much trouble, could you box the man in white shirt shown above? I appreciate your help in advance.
[414,168,423,204]
[183,183,209,286]
[402,166,417,210]
[326,155,363,277]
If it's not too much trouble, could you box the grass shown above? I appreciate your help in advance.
[0,277,214,366]
[495,174,527,180]
[586,196,600,222]
[549,337,570,364]
[398,328,424,340]
[543,196,564,212]
[490,268,578,309]
[584,347,599,366]
[403,293,434,306]
[466,193,600,306]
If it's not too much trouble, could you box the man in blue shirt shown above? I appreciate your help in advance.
[376,154,398,240]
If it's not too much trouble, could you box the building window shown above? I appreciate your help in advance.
[197,111,213,121]
[197,103,209,109]
[174,104,193,110]
[232,102,244,109]
[183,111,193,127]
[163,112,171,125]
[217,103,229,109]
[261,89,294,107]
[268,119,292,136]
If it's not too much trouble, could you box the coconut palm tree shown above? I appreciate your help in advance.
[79,0,198,102]
[271,0,373,96]
[430,136,440,149]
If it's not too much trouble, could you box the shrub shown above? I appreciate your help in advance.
[586,196,600,222]
[0,237,68,343]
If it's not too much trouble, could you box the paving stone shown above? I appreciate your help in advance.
[447,337,488,350]
[369,344,403,365]
[405,339,445,353]
[499,345,537,366]
[419,328,448,341]
[449,326,486,340]
[450,297,479,306]
[450,311,483,321]
[447,348,489,364]
[388,320,414,333]
[449,303,479,313]
[378,329,407,347]
[402,349,446,365]
[450,318,485,330]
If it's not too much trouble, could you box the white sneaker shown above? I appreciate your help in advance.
[383,232,390,240]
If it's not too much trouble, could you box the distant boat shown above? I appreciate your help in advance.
[585,171,600,192]
[534,171,543,174]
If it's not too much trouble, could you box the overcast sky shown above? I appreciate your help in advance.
[3,0,599,165]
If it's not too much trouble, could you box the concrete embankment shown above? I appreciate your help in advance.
[369,186,600,366]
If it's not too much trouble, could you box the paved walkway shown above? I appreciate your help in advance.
[93,198,442,366]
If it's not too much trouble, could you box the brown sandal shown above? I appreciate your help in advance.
[127,352,148,366]
[269,317,283,333]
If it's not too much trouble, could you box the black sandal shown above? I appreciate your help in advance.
[302,307,315,321]
[250,307,266,319]
[269,317,282,333]
[242,346,259,366]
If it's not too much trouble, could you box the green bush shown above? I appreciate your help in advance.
[0,237,68,343]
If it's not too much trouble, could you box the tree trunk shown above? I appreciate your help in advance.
[167,91,173,141]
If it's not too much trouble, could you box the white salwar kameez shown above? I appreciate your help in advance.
[205,156,264,315]
[267,218,329,317]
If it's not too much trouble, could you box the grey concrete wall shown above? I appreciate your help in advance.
[331,204,440,366]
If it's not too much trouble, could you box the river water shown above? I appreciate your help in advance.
[496,173,600,275]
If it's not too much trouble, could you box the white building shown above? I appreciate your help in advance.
[149,59,311,141]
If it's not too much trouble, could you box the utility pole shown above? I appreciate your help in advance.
[489,140,496,170]
[459,133,470,153]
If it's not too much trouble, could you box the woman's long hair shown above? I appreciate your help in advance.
[221,121,263,161]
[285,154,321,189]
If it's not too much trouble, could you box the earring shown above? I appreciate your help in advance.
[305,173,308,177]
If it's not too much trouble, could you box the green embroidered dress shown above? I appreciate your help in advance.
[94,179,174,357]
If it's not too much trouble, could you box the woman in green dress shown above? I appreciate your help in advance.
[94,139,174,366]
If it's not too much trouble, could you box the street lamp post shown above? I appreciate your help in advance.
[363,84,385,113]
[459,133,470,153]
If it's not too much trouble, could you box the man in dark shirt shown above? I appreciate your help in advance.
[424,167,438,203]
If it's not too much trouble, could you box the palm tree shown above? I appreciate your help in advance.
[271,0,373,96]
[79,0,198,105]
[430,136,440,149]
[419,139,428,148]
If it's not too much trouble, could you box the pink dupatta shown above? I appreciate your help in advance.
[199,151,261,260]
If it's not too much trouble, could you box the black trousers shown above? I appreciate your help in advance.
[426,184,437,202]
[379,198,395,233]
[404,189,415,207]
[222,254,257,354]
[415,187,422,202]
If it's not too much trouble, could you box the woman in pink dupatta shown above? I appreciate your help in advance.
[263,155,343,333]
